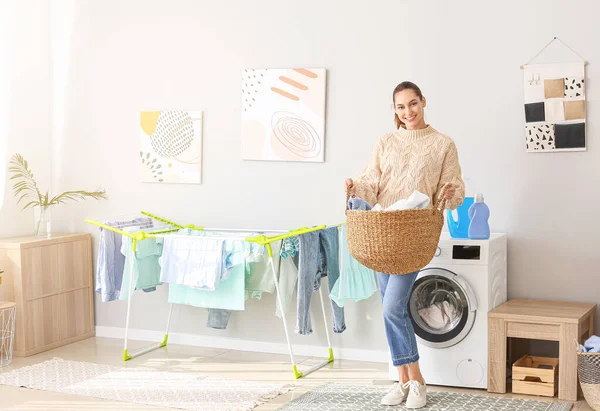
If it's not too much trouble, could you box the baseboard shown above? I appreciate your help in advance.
[95,326,389,363]
[14,332,96,358]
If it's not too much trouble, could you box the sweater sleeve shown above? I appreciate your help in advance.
[435,140,465,210]
[354,139,383,207]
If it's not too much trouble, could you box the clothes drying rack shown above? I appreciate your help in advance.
[85,210,339,379]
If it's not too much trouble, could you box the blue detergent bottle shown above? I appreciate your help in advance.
[468,193,490,239]
[447,197,474,239]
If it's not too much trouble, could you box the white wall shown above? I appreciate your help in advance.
[41,0,600,356]
[0,0,53,238]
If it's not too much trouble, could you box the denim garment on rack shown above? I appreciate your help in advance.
[119,233,164,302]
[296,227,345,335]
[95,217,153,302]
[207,309,232,330]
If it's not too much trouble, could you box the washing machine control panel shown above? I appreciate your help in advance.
[452,245,481,260]
[433,242,486,264]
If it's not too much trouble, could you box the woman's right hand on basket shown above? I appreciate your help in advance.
[345,178,356,196]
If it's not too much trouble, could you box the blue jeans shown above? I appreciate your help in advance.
[207,309,231,330]
[377,271,420,367]
[296,228,345,335]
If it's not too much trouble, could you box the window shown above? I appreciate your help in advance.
[0,0,17,211]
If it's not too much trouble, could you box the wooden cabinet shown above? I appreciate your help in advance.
[0,233,95,357]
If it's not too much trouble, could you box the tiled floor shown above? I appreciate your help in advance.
[0,337,593,410]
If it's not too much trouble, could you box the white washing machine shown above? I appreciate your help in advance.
[388,232,507,389]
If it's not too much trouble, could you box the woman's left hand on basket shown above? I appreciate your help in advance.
[345,178,356,196]
[443,183,456,201]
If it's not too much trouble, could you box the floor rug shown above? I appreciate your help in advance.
[0,357,294,411]
[276,382,572,411]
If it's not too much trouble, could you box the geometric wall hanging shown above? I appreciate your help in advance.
[139,110,203,183]
[241,68,326,162]
[522,37,587,153]
[523,62,586,152]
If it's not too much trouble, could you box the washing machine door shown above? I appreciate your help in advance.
[409,267,477,349]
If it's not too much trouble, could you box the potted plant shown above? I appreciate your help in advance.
[8,154,107,237]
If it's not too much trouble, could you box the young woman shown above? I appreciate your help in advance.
[345,81,465,409]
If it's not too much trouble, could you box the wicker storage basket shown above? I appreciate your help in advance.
[577,342,600,410]
[345,185,448,275]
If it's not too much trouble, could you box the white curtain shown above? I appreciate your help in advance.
[49,0,75,193]
[0,0,17,211]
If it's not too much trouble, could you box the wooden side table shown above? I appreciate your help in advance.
[488,299,596,401]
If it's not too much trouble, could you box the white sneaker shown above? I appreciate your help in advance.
[380,382,409,406]
[404,380,427,409]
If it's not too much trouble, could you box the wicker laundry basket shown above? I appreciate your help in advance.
[577,342,600,410]
[345,185,448,275]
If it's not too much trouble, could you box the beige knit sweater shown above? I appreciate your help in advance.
[355,125,465,210]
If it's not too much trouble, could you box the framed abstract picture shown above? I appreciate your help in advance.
[523,62,586,152]
[241,68,326,162]
[139,110,203,184]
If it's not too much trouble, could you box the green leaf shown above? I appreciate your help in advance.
[21,200,40,210]
[9,153,108,209]
[49,189,107,205]
[8,153,44,205]
[16,193,30,204]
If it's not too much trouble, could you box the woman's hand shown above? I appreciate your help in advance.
[345,178,356,196]
[443,183,456,201]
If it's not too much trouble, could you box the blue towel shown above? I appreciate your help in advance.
[580,335,600,353]
[348,197,372,210]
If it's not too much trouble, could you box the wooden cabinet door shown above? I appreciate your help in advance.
[59,289,93,340]
[21,245,59,300]
[24,295,60,351]
[57,240,92,292]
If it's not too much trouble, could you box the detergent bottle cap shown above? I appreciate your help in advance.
[475,193,484,203]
